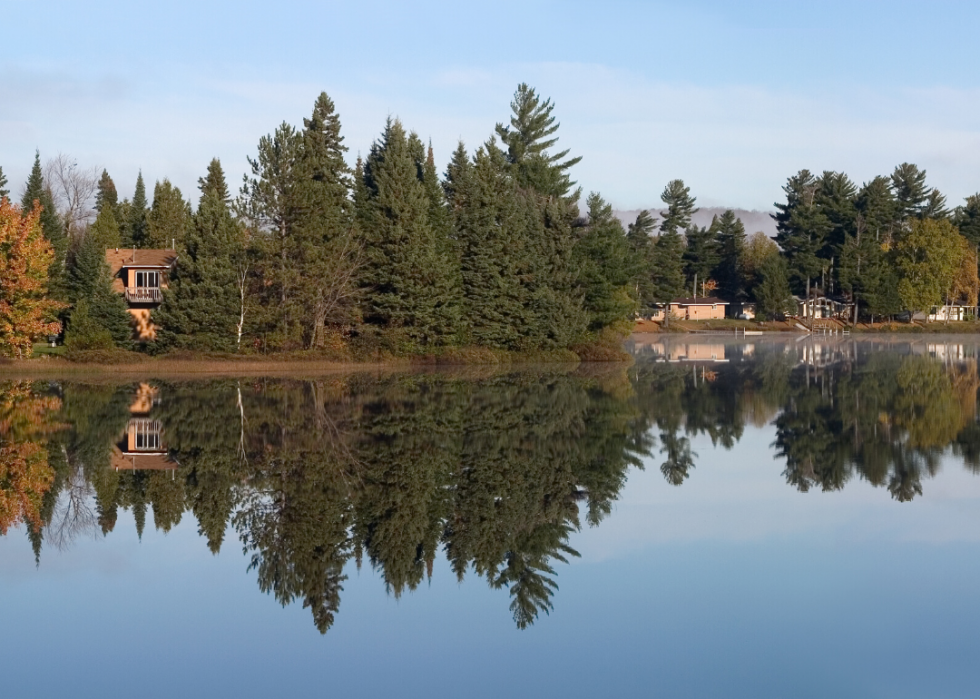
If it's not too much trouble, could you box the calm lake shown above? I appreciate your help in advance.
[2,336,980,698]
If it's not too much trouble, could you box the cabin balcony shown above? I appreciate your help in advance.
[125,287,163,303]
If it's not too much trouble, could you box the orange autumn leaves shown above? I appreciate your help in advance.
[0,382,62,534]
[0,199,62,357]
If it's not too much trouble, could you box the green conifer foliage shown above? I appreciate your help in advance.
[65,231,133,347]
[88,205,121,250]
[755,254,795,319]
[0,165,8,199]
[495,83,582,201]
[126,171,149,247]
[712,210,746,301]
[574,192,635,332]
[954,194,980,249]
[64,298,114,350]
[147,179,191,249]
[891,162,930,221]
[774,169,832,300]
[650,228,686,318]
[626,210,657,311]
[154,159,248,352]
[449,141,532,348]
[21,151,67,298]
[683,222,719,294]
[357,119,460,348]
[95,169,119,217]
[659,179,698,236]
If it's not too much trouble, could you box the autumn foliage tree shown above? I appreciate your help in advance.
[0,382,61,534]
[0,200,63,357]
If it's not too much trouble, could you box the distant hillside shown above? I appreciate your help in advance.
[614,208,778,238]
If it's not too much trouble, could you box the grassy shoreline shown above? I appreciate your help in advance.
[0,341,632,378]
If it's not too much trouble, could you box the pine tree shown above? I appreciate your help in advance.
[21,151,66,299]
[147,179,191,249]
[238,121,304,346]
[755,254,795,319]
[447,141,530,348]
[891,163,930,221]
[712,210,746,301]
[65,228,132,346]
[574,192,634,332]
[683,222,719,295]
[88,204,121,250]
[0,166,8,199]
[954,194,980,249]
[154,159,247,351]
[95,169,119,218]
[126,171,149,247]
[659,180,697,236]
[650,227,686,323]
[773,169,832,308]
[626,210,657,311]
[357,119,459,348]
[855,176,898,243]
[295,92,363,348]
[495,83,582,201]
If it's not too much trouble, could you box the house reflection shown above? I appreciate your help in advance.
[111,383,178,473]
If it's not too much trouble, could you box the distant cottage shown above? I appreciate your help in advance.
[105,248,178,340]
[650,297,729,322]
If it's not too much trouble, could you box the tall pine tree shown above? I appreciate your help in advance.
[574,192,634,332]
[712,210,746,301]
[154,159,248,351]
[147,179,191,249]
[21,151,66,300]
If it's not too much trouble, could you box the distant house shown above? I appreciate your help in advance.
[105,248,178,340]
[915,305,975,323]
[729,302,756,320]
[668,297,729,321]
[794,295,851,320]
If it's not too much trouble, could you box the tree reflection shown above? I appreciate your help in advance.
[8,340,980,633]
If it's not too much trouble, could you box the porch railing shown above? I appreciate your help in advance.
[125,287,162,303]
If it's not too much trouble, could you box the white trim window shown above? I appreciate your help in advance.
[135,270,160,289]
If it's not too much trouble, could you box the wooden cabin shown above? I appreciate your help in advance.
[105,248,178,340]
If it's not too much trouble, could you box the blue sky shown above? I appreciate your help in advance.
[3,0,980,211]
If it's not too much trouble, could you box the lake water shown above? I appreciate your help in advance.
[2,336,980,698]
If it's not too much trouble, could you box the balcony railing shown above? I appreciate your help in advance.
[125,287,163,303]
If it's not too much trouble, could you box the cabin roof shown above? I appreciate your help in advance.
[670,297,728,306]
[105,249,178,275]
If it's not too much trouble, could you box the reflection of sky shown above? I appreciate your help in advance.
[2,425,980,697]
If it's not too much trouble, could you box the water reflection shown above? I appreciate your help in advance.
[3,338,980,633]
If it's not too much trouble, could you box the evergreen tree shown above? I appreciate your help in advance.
[626,210,657,311]
[154,159,248,351]
[88,204,121,250]
[711,209,746,301]
[574,192,635,332]
[147,179,191,249]
[855,176,897,243]
[0,165,8,199]
[494,83,582,201]
[65,230,132,346]
[295,92,362,347]
[754,254,795,319]
[63,298,114,351]
[95,169,119,218]
[448,141,531,348]
[357,119,460,347]
[922,188,950,220]
[683,223,719,295]
[21,151,66,298]
[650,226,686,322]
[891,162,930,221]
[659,179,697,236]
[773,169,832,307]
[126,171,149,247]
[954,194,980,249]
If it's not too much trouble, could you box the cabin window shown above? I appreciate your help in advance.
[134,421,161,450]
[135,271,160,289]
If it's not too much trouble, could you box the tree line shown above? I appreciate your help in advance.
[628,165,980,322]
[0,85,642,357]
[5,87,980,358]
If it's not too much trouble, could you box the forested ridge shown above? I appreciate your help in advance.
[3,84,980,358]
